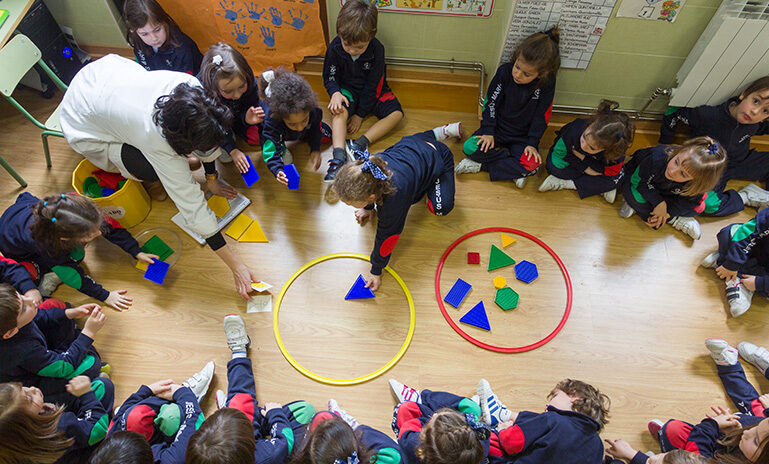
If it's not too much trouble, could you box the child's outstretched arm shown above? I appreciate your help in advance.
[717,208,769,279]
[356,42,386,118]
[367,204,410,291]
[153,386,205,464]
[604,438,648,464]
[57,376,111,449]
[261,118,288,181]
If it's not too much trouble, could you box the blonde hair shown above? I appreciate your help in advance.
[665,136,727,197]
[415,410,484,464]
[549,379,611,430]
[331,157,396,205]
[0,383,72,463]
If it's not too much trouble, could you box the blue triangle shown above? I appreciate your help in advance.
[345,274,375,300]
[459,301,490,331]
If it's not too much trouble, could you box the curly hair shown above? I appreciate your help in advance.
[549,379,611,430]
[337,0,378,44]
[153,83,232,155]
[258,68,317,121]
[584,99,635,161]
[331,157,396,205]
[664,136,727,197]
[290,415,376,464]
[30,193,105,255]
[415,409,484,464]
[88,431,153,464]
[510,26,560,88]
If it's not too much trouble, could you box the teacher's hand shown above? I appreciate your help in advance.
[233,263,258,300]
[205,178,238,199]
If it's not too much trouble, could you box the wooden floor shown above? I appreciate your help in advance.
[3,87,769,454]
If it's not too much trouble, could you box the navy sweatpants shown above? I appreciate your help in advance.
[545,155,623,198]
[717,363,769,417]
[701,150,769,217]
[410,131,456,216]
[462,129,538,181]
[716,225,769,298]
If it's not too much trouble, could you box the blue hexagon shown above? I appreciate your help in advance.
[514,260,538,283]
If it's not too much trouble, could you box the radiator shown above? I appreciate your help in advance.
[670,0,769,107]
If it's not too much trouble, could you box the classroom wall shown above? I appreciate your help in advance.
[44,0,127,47]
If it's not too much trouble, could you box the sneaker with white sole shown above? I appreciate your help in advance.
[183,361,215,402]
[738,342,769,373]
[216,389,226,409]
[324,158,346,182]
[433,122,462,141]
[726,279,753,317]
[603,189,617,204]
[618,201,635,218]
[538,175,576,192]
[648,419,664,438]
[704,338,739,366]
[477,378,511,426]
[515,177,527,189]
[389,379,422,404]
[224,314,251,353]
[739,184,769,209]
[345,140,368,162]
[455,158,482,174]
[328,399,360,430]
[282,149,293,165]
[669,216,702,240]
[701,251,720,269]
[39,272,62,297]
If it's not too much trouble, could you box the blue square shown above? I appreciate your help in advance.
[285,164,300,190]
[144,259,170,285]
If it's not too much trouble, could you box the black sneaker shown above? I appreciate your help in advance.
[324,158,346,182]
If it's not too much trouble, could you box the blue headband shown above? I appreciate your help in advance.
[333,451,359,464]
[355,148,388,181]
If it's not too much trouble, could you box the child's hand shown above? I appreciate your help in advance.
[261,402,282,416]
[474,135,494,152]
[245,106,265,125]
[276,170,289,187]
[742,275,757,292]
[354,208,374,225]
[136,252,159,264]
[106,290,132,311]
[156,383,182,401]
[148,379,174,396]
[82,307,107,337]
[523,146,541,164]
[759,393,769,409]
[205,178,238,199]
[364,273,381,292]
[328,92,349,115]
[347,115,363,134]
[231,149,250,174]
[308,151,321,170]
[604,438,637,461]
[646,202,669,229]
[24,289,42,308]
[716,265,739,282]
[66,375,92,397]
[706,406,741,431]
[65,303,99,320]
[584,167,601,176]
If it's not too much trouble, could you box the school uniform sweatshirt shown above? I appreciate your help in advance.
[674,415,762,457]
[548,118,624,176]
[622,145,704,211]
[718,208,769,293]
[0,255,36,294]
[134,31,203,75]
[55,381,113,464]
[216,77,262,153]
[261,103,324,176]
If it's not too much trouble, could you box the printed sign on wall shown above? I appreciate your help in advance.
[616,0,685,22]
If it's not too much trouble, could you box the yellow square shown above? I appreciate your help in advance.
[207,195,230,218]
[136,260,148,272]
[225,214,253,240]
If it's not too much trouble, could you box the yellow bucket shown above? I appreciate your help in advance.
[71,159,151,228]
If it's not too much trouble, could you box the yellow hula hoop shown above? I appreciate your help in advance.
[273,253,416,386]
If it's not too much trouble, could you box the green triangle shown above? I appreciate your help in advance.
[488,244,515,271]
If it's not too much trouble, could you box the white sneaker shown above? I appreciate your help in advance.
[701,251,720,268]
[39,272,62,297]
[328,399,359,430]
[538,175,575,192]
[726,279,753,317]
[471,394,479,405]
[738,342,769,372]
[224,314,251,353]
[477,379,511,426]
[282,148,293,165]
[669,216,701,240]
[705,338,739,366]
[739,184,769,209]
[618,201,635,218]
[514,177,527,189]
[183,361,215,402]
[455,158,481,174]
[389,379,422,404]
[216,389,226,409]
[433,122,462,141]
[603,189,617,204]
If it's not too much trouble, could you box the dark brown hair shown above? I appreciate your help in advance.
[549,379,611,430]
[331,157,396,205]
[664,136,727,197]
[415,409,484,464]
[741,76,769,100]
[713,422,769,464]
[123,0,182,57]
[584,99,635,161]
[0,382,73,463]
[198,43,255,99]
[290,416,375,464]
[88,431,153,464]
[510,26,561,88]
[337,0,378,44]
[258,68,317,121]
[30,193,104,255]
[0,284,21,336]
[185,408,255,464]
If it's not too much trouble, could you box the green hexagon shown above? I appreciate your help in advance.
[495,287,519,310]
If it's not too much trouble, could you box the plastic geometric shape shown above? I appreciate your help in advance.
[135,260,148,272]
[144,259,170,285]
[225,214,253,240]
[241,155,260,187]
[83,178,103,198]
[207,195,231,218]
[239,218,268,242]
[91,169,124,189]
[141,235,174,262]
[495,287,519,310]
[488,244,515,271]
[444,278,471,308]
[515,260,539,283]
[501,233,516,247]
[459,301,490,331]
[285,163,300,190]
[493,276,507,289]
[101,188,115,197]
[345,274,375,300]
[467,252,480,264]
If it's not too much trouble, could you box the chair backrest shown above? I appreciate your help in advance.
[0,34,43,97]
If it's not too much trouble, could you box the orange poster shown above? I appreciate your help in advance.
[158,0,326,72]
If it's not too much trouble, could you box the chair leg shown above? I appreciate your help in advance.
[41,132,52,167]
[0,155,27,187]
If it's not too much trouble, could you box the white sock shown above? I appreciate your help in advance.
[232,351,247,359]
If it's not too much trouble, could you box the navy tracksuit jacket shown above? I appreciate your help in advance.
[261,104,330,177]
[715,207,769,297]
[134,31,203,75]
[0,255,36,293]
[55,377,115,464]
